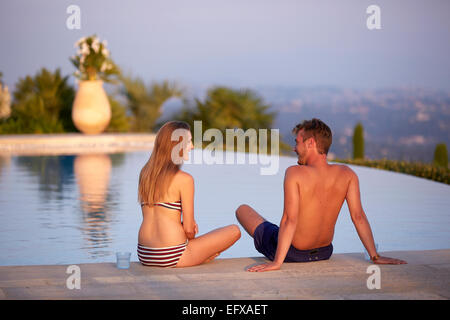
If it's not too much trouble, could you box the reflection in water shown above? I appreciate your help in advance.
[0,155,11,178]
[11,153,125,259]
[74,154,111,213]
[74,154,112,258]
[15,155,76,201]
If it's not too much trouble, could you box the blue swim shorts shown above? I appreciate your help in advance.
[253,221,333,262]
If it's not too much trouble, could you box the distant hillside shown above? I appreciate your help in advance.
[159,85,450,162]
[256,86,450,162]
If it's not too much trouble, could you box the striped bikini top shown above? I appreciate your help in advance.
[141,200,182,212]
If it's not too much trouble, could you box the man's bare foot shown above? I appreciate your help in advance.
[204,252,220,264]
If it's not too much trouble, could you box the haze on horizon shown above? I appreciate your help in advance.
[1,0,449,92]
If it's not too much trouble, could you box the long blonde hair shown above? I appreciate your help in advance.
[138,121,191,205]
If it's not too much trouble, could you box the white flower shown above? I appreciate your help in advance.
[92,42,100,53]
[74,37,87,47]
[100,62,107,72]
[101,48,109,57]
[80,43,90,55]
[72,35,116,80]
[92,37,100,53]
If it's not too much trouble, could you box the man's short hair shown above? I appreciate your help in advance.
[292,118,332,155]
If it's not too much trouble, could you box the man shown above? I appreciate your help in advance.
[236,118,407,272]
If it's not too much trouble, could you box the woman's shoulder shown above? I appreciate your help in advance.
[174,170,194,185]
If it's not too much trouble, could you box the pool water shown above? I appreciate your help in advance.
[0,151,449,266]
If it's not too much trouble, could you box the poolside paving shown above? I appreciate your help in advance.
[0,249,449,300]
[0,133,156,155]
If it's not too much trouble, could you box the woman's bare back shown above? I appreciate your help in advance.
[138,171,189,247]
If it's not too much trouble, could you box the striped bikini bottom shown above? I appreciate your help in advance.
[137,240,188,268]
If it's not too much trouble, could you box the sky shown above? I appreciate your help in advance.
[1,0,449,92]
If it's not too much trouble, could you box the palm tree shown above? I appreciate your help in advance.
[105,94,130,133]
[1,68,75,134]
[120,74,183,132]
[176,86,281,153]
[178,86,275,131]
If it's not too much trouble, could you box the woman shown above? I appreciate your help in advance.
[137,121,241,268]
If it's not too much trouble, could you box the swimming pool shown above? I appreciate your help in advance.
[0,150,449,266]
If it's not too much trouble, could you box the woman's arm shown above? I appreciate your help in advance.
[180,172,196,239]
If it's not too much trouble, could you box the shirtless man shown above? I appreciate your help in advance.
[236,118,407,272]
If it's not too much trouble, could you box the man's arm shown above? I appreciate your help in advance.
[247,167,299,272]
[346,168,406,265]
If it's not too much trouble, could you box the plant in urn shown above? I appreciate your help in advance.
[70,35,120,134]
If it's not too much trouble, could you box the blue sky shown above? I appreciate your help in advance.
[1,0,449,92]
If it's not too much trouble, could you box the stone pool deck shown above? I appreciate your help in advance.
[0,133,156,155]
[0,249,449,300]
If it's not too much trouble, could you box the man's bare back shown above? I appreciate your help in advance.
[290,163,351,250]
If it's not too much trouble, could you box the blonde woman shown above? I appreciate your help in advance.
[137,121,241,268]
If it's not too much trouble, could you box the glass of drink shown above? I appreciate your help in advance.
[116,252,131,269]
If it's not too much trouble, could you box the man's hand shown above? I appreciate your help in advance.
[373,255,407,265]
[247,262,282,272]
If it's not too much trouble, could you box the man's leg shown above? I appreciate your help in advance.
[235,204,266,237]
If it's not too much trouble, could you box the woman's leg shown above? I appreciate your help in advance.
[176,224,241,267]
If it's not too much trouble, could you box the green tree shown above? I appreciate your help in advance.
[120,74,183,132]
[105,94,130,133]
[0,68,76,134]
[433,143,448,168]
[176,86,282,152]
[352,122,364,159]
[178,86,275,130]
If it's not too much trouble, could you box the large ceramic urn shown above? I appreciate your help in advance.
[72,80,111,134]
